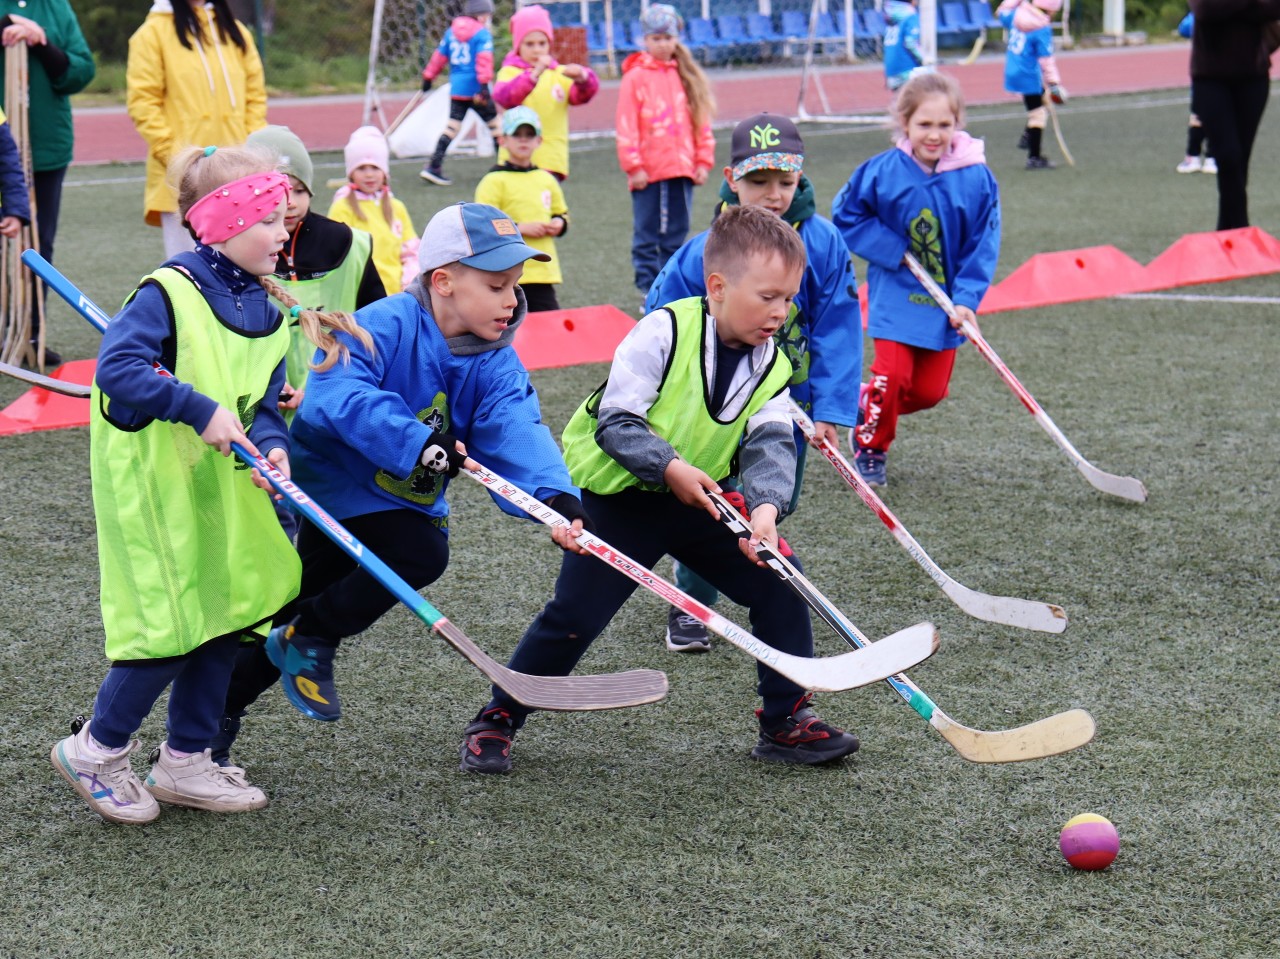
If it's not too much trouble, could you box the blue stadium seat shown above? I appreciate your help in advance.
[861,7,888,37]
[939,1,981,45]
[746,12,784,42]
[969,0,1003,29]
[716,14,751,49]
[687,17,727,62]
[584,22,606,54]
[814,11,841,38]
[780,10,809,38]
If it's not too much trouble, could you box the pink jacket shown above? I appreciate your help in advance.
[493,52,599,107]
[615,52,715,183]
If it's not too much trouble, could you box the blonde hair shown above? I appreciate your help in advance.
[672,43,716,134]
[890,72,966,139]
[260,275,375,373]
[344,178,397,228]
[704,204,806,282]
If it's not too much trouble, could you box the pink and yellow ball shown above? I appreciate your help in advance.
[1059,813,1119,870]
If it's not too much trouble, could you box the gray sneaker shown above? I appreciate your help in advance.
[665,607,711,653]
[145,744,268,812]
[51,720,160,825]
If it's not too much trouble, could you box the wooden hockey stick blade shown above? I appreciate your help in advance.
[1047,101,1076,167]
[21,249,668,713]
[787,402,1068,633]
[903,253,1146,503]
[0,360,91,398]
[958,31,985,66]
[931,705,1097,762]
[463,465,938,692]
[384,89,425,138]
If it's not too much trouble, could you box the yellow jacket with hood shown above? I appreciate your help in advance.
[127,1,267,226]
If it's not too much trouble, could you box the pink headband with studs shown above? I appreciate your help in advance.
[185,171,291,245]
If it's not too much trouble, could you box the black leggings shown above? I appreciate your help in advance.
[1192,76,1270,230]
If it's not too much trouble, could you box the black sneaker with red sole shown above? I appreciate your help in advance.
[751,695,859,765]
[459,707,517,774]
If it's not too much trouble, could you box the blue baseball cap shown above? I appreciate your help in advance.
[418,202,552,274]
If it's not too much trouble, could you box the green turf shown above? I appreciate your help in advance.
[2,89,1277,957]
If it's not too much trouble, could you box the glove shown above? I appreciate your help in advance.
[473,83,491,106]
[419,431,467,477]
[722,491,792,557]
[546,492,595,533]
[1049,84,1068,105]
[421,74,433,92]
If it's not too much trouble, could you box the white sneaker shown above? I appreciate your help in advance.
[1201,157,1218,175]
[1176,156,1202,174]
[51,721,160,825]
[145,744,269,812]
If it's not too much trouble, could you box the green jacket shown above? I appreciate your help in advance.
[0,0,95,171]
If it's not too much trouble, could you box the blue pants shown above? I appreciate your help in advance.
[89,634,242,753]
[630,177,694,294]
[486,487,814,724]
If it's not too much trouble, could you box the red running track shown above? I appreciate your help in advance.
[72,44,1226,165]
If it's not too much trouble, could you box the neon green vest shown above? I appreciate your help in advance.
[271,228,373,398]
[90,268,301,661]
[562,297,793,495]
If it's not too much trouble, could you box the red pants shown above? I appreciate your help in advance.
[854,339,957,452]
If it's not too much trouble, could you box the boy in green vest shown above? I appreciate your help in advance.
[459,204,861,774]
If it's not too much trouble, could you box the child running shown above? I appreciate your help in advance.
[329,125,419,294]
[218,202,591,744]
[493,3,599,181]
[831,72,1001,490]
[50,143,366,824]
[458,204,861,775]
[419,0,501,187]
[999,0,1068,169]
[645,113,861,653]
[616,2,716,305]
[475,106,568,313]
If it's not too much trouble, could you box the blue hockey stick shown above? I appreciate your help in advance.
[21,248,668,712]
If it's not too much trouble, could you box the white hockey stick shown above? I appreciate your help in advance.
[706,490,1096,762]
[788,400,1067,633]
[463,464,939,694]
[904,253,1147,503]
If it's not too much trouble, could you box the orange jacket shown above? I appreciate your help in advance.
[615,52,714,183]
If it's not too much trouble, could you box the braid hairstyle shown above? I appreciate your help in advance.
[258,275,375,373]
[671,42,716,133]
[343,181,397,228]
[171,142,280,240]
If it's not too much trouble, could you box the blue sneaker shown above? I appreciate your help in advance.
[265,620,341,722]
[854,448,887,488]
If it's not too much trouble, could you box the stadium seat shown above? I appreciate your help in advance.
[861,7,888,37]
[939,1,981,45]
[780,9,809,39]
[716,14,754,57]
[969,0,1003,29]
[687,17,728,61]
[746,12,784,42]
[584,22,606,54]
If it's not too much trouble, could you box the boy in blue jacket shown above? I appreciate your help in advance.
[218,202,593,751]
[644,113,861,652]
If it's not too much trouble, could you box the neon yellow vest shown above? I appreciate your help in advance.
[90,268,301,661]
[562,297,793,495]
[271,228,373,397]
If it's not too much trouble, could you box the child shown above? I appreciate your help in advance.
[999,0,1068,170]
[419,0,501,187]
[493,4,600,181]
[475,106,568,313]
[328,125,419,295]
[831,72,1001,489]
[458,204,860,774]
[616,2,716,302]
[219,202,591,743]
[645,113,861,653]
[246,125,386,415]
[0,106,30,240]
[50,143,367,824]
[883,0,923,91]
[1175,14,1216,174]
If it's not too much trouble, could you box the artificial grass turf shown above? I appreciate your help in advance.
[1,89,1277,957]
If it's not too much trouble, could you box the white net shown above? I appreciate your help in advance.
[364,0,460,126]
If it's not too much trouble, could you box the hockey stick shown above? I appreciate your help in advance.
[22,249,669,712]
[0,359,91,398]
[903,253,1147,503]
[1046,100,1076,167]
[462,463,939,693]
[384,89,425,138]
[706,490,1096,762]
[787,400,1067,632]
[957,30,986,66]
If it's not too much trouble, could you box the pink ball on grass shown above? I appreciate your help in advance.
[1059,813,1120,870]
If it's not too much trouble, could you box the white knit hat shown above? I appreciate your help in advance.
[343,125,390,179]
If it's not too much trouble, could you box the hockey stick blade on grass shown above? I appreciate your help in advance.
[0,359,92,398]
[463,464,938,693]
[22,248,668,712]
[706,491,1095,762]
[1046,100,1076,167]
[904,253,1147,503]
[787,401,1067,633]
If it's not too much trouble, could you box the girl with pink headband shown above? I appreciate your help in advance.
[51,143,370,825]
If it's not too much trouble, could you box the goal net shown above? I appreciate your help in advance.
[363,0,458,129]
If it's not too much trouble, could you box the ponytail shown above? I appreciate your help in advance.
[259,275,376,373]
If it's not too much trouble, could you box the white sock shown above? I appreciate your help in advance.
[85,732,127,758]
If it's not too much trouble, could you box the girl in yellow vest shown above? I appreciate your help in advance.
[328,126,420,294]
[50,143,371,825]
[492,4,599,181]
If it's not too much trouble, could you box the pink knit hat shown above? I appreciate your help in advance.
[511,4,554,53]
[343,125,390,179]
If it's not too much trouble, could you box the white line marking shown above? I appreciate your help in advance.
[1118,292,1280,305]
